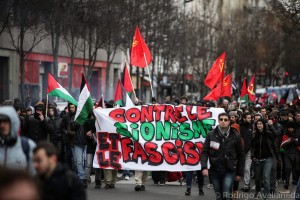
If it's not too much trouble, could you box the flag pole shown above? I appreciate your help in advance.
[101,94,105,108]
[144,53,154,99]
[125,61,138,103]
[45,94,49,117]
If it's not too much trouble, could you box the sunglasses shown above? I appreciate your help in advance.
[219,118,228,122]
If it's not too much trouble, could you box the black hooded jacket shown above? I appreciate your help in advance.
[240,120,253,153]
[38,163,86,200]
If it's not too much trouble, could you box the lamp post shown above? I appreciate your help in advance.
[181,0,193,97]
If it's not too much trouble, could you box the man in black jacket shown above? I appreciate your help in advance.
[33,142,86,200]
[240,112,253,192]
[201,113,245,200]
[61,103,87,187]
[23,102,52,143]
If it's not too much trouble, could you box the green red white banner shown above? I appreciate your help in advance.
[93,105,224,171]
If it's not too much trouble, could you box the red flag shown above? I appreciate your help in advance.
[203,75,231,100]
[247,74,256,102]
[203,85,221,101]
[258,92,268,104]
[204,52,226,89]
[222,75,232,97]
[122,62,134,95]
[130,26,152,68]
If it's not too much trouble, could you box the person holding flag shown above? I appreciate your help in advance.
[62,73,93,188]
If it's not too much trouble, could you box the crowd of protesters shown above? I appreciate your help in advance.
[0,96,300,200]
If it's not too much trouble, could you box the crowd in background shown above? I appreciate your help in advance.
[0,96,300,200]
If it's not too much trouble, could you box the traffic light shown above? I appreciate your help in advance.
[285,72,289,76]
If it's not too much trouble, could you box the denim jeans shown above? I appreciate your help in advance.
[244,150,252,186]
[123,170,130,177]
[72,145,87,181]
[254,157,273,199]
[85,153,101,181]
[210,170,235,200]
[185,170,204,189]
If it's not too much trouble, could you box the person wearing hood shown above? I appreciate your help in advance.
[0,106,36,175]
[26,106,35,118]
[60,103,76,169]
[23,102,52,143]
[47,105,63,162]
[240,112,253,192]
[61,102,87,187]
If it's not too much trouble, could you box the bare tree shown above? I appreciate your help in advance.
[0,0,13,37]
[63,1,84,92]
[6,0,48,102]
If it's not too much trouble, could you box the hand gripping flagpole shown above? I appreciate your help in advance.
[144,53,154,99]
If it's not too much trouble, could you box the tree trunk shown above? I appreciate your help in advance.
[68,52,74,93]
[20,54,26,104]
[105,54,111,99]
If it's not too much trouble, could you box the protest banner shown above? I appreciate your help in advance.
[93,105,224,171]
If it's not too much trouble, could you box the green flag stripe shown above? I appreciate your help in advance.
[49,88,78,106]
[115,100,123,107]
[75,97,94,125]
[241,94,249,105]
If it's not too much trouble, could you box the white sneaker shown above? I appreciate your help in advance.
[125,175,129,180]
[207,183,213,189]
[117,173,123,178]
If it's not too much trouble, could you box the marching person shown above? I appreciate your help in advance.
[135,171,148,191]
[240,112,253,192]
[251,119,279,199]
[201,113,245,200]
[23,102,52,143]
[0,106,36,175]
[33,141,86,200]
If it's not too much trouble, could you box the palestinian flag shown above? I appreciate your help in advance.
[74,74,94,125]
[122,62,134,96]
[287,88,299,104]
[279,89,289,105]
[240,78,249,106]
[47,73,78,106]
[114,79,134,107]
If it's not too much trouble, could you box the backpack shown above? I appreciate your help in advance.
[21,136,30,165]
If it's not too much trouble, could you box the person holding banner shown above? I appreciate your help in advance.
[135,171,148,191]
[201,113,245,200]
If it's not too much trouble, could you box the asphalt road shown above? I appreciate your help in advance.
[87,175,297,200]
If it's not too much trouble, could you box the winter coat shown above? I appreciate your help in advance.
[240,121,253,153]
[48,116,62,145]
[201,126,245,176]
[38,163,86,200]
[61,113,86,147]
[83,119,96,154]
[251,130,279,160]
[23,115,52,143]
[0,106,36,175]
